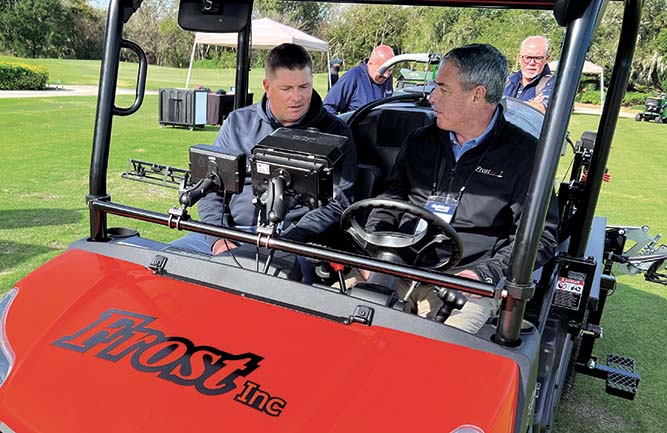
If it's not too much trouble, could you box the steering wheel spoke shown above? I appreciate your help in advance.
[341,198,463,270]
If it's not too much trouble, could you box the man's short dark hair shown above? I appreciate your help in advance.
[266,43,313,76]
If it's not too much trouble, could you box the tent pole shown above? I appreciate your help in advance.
[600,72,605,114]
[185,37,197,89]
[327,51,331,90]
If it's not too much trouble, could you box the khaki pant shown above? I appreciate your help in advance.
[341,269,499,334]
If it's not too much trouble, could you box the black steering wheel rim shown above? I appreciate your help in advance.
[341,198,463,270]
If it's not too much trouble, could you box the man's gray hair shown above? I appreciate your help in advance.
[441,43,508,105]
[520,35,552,56]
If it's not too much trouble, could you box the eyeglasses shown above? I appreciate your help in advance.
[520,55,546,64]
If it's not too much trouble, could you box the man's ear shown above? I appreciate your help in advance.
[262,79,270,95]
[472,85,487,103]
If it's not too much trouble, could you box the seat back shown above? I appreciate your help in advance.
[353,104,435,180]
[354,163,383,200]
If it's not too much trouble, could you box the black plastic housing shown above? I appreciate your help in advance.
[178,0,252,32]
[189,144,246,194]
[251,128,347,208]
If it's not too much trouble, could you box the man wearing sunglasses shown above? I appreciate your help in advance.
[504,35,554,113]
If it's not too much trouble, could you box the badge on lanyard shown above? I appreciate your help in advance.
[415,193,459,234]
[425,194,459,224]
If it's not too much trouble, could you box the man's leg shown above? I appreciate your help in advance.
[444,296,500,334]
[397,282,499,334]
[169,232,216,254]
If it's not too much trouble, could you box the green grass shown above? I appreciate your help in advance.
[0,55,331,93]
[1,59,666,432]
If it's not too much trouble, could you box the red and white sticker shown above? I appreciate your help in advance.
[554,276,585,310]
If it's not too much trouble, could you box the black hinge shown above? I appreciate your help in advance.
[147,255,168,274]
[349,305,374,325]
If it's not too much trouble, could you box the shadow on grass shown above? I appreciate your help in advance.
[0,208,83,229]
[0,239,56,272]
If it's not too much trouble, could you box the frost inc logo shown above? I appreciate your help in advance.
[53,309,287,416]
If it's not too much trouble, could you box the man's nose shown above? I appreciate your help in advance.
[290,88,303,99]
[428,89,437,104]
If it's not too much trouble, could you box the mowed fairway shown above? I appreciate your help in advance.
[0,61,666,432]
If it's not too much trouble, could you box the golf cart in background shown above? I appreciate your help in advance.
[1,0,666,433]
[378,52,440,90]
[634,93,667,123]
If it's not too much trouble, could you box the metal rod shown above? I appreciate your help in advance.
[89,0,124,241]
[91,200,498,297]
[496,0,605,346]
[569,0,643,258]
[234,25,251,110]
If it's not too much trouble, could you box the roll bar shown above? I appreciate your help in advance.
[90,0,643,347]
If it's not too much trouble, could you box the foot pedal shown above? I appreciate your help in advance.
[605,355,639,400]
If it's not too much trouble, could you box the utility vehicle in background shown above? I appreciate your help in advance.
[634,93,667,123]
[1,0,665,432]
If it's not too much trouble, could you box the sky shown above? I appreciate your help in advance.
[90,0,107,9]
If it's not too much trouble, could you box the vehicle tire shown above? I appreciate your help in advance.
[635,113,642,121]
[561,310,589,399]
[561,333,581,399]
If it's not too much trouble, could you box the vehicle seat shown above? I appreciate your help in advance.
[352,103,435,186]
[342,103,435,287]
[354,163,383,200]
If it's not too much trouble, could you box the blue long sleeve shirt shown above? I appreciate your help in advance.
[323,62,393,114]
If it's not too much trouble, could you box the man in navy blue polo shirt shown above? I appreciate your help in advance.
[504,36,555,113]
[323,44,395,114]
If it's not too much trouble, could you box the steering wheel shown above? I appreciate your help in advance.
[340,198,463,270]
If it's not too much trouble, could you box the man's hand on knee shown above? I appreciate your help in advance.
[212,238,239,255]
[455,269,483,299]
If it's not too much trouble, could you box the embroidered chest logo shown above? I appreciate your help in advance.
[475,165,504,178]
[53,309,287,417]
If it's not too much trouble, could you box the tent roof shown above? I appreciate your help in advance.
[548,60,603,75]
[194,18,328,52]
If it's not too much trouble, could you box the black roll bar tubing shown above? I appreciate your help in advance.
[569,0,643,258]
[89,0,125,241]
[113,39,147,117]
[90,200,498,298]
[234,24,252,111]
[496,0,606,346]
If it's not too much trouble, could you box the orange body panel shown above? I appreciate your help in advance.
[0,249,520,432]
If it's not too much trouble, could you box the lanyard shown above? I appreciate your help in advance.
[431,134,494,199]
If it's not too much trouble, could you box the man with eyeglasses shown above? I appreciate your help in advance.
[504,35,554,113]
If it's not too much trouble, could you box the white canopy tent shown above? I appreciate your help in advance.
[548,60,605,107]
[185,18,330,89]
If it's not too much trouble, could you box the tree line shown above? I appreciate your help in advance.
[1,0,666,90]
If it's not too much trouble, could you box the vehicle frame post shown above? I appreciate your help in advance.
[89,0,127,241]
[496,0,605,345]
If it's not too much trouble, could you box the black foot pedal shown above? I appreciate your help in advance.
[605,355,639,400]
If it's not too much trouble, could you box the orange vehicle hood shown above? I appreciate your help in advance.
[1,249,520,432]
